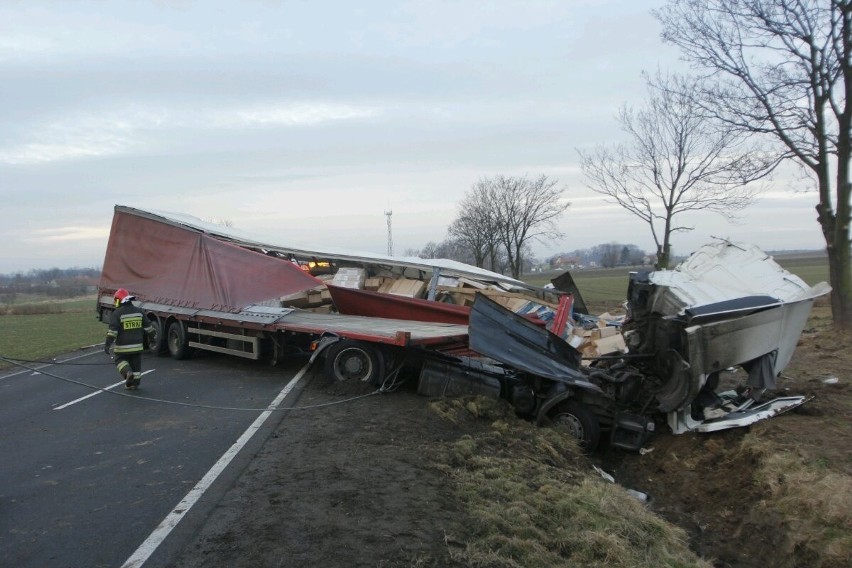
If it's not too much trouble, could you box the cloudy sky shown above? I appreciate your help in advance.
[0,0,825,274]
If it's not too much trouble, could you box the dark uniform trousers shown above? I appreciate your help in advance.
[106,303,153,384]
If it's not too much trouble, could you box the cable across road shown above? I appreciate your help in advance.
[0,353,387,412]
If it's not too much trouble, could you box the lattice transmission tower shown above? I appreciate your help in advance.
[384,209,393,256]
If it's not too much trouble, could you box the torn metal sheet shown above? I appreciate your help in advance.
[668,396,809,434]
[468,294,602,393]
[549,270,589,315]
[644,240,830,318]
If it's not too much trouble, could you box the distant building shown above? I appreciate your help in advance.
[549,255,581,270]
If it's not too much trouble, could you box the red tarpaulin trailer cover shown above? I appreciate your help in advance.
[99,208,322,312]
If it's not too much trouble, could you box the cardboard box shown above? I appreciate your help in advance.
[364,277,382,291]
[306,290,324,305]
[599,326,618,338]
[449,292,476,307]
[331,267,365,289]
[387,278,426,298]
[593,333,628,355]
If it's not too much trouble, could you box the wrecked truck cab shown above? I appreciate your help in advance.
[624,241,830,435]
[468,293,653,453]
[467,240,829,453]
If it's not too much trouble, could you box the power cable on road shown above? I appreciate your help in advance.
[0,353,385,412]
[1,354,115,365]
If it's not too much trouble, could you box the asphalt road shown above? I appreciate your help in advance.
[0,347,313,568]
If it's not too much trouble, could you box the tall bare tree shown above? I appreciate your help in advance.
[448,187,501,269]
[656,0,852,327]
[579,72,776,269]
[485,174,568,278]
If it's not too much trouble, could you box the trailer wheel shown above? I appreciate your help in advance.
[167,320,195,360]
[147,315,168,356]
[323,340,384,386]
[547,400,600,453]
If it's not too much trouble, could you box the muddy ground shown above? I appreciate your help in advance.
[174,307,851,568]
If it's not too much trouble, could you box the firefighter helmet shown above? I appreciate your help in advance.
[113,288,135,306]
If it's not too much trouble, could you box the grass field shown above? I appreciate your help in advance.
[0,296,105,370]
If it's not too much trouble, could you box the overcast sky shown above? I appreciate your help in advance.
[0,0,825,274]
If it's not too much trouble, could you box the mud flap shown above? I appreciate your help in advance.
[309,334,340,364]
[668,395,809,434]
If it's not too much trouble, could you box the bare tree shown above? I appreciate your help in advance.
[449,183,504,270]
[656,0,852,327]
[416,238,473,264]
[448,211,492,269]
[579,72,776,269]
[418,241,442,259]
[477,174,569,278]
[595,243,623,268]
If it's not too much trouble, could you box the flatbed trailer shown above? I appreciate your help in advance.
[95,294,469,384]
[95,205,472,385]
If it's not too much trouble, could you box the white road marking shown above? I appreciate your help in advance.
[53,370,155,410]
[53,381,126,409]
[0,349,102,380]
[120,361,311,568]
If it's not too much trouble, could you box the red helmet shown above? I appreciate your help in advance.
[113,288,135,306]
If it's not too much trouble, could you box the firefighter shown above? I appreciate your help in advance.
[104,288,154,390]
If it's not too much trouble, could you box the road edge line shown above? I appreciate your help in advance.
[120,361,311,568]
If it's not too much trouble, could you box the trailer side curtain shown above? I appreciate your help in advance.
[99,209,322,311]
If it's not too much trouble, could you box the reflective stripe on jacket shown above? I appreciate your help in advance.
[108,303,153,354]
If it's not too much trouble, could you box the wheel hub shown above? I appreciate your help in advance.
[336,348,372,381]
[554,413,585,439]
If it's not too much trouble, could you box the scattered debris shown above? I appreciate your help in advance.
[593,465,651,503]
[100,207,833,455]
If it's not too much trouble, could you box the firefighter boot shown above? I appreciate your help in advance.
[119,363,135,390]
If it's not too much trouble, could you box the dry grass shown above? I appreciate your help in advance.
[0,295,97,315]
[741,428,852,567]
[430,397,712,568]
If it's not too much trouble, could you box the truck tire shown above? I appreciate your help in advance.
[323,340,384,387]
[167,320,195,360]
[147,315,168,356]
[547,400,601,453]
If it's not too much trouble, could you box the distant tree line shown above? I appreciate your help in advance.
[0,267,101,304]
